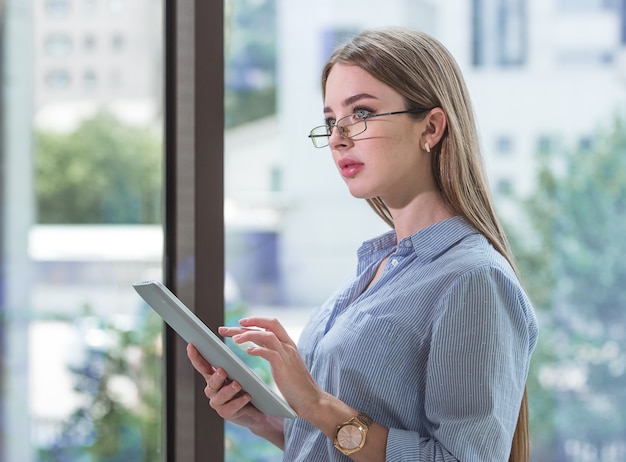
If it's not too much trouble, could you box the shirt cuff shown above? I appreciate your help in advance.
[385,428,420,461]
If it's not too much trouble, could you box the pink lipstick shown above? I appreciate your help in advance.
[338,158,365,178]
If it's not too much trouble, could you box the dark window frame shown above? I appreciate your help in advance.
[164,1,225,460]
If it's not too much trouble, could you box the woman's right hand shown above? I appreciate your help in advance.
[186,343,262,426]
[186,344,286,448]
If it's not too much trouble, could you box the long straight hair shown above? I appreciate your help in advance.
[321,27,530,462]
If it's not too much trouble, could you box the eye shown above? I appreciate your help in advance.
[325,118,336,130]
[353,107,373,120]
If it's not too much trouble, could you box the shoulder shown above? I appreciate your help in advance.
[431,230,516,283]
[435,234,538,345]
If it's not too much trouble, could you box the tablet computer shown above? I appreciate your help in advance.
[132,280,297,419]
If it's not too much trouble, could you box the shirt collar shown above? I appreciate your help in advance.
[357,216,479,267]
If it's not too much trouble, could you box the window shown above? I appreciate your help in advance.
[1,0,164,460]
[111,33,125,51]
[579,135,594,151]
[45,69,71,89]
[557,50,614,67]
[472,0,527,67]
[496,177,514,195]
[82,69,97,90]
[84,34,96,51]
[495,134,515,157]
[107,0,125,15]
[45,0,70,17]
[321,27,358,62]
[537,134,555,154]
[44,34,72,57]
[557,0,619,11]
[213,2,626,461]
[83,0,97,15]
[7,1,625,461]
[110,69,121,88]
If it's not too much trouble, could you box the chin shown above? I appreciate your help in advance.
[348,190,375,200]
[343,179,378,200]
[344,185,364,198]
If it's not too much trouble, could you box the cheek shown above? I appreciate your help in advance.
[383,122,420,152]
[386,137,423,169]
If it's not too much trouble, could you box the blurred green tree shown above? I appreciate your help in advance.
[509,115,626,460]
[35,111,162,224]
[37,307,163,462]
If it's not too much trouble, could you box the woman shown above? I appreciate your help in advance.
[188,26,538,461]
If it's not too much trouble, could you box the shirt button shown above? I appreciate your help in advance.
[404,241,412,248]
[391,258,399,266]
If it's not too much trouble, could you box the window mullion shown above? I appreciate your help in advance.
[165,0,225,461]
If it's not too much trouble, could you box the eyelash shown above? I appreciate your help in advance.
[353,106,374,119]
[325,105,376,126]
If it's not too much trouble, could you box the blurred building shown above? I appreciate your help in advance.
[33,0,162,131]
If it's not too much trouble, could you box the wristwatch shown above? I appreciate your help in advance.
[333,412,373,455]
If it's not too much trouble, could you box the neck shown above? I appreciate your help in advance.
[387,191,455,241]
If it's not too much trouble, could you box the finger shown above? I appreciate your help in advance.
[205,368,228,397]
[239,317,294,345]
[229,326,295,355]
[210,390,253,420]
[187,344,216,379]
[218,326,264,338]
[208,378,243,406]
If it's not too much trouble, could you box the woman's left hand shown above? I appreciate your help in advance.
[219,317,324,419]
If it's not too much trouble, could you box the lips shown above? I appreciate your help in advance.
[338,158,365,178]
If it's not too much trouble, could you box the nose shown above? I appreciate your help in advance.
[328,124,351,149]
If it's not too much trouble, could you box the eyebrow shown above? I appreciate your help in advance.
[323,93,379,114]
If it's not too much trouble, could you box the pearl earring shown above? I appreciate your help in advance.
[424,142,431,153]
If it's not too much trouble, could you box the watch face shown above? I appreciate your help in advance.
[337,424,362,450]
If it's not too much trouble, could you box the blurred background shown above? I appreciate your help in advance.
[1,0,625,460]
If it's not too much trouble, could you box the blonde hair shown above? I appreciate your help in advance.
[321,27,530,462]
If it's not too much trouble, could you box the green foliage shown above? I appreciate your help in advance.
[35,111,162,224]
[225,88,277,129]
[509,115,626,458]
[38,299,279,461]
[38,306,163,462]
[223,302,282,461]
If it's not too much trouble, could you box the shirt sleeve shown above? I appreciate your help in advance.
[385,265,535,461]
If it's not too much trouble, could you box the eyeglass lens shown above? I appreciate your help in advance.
[309,115,366,148]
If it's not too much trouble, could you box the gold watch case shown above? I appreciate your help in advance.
[333,412,373,455]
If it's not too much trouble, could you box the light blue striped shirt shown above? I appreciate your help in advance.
[283,216,538,461]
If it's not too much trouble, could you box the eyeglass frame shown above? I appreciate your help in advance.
[308,108,432,148]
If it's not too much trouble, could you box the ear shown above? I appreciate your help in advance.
[421,107,447,151]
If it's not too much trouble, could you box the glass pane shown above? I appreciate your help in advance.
[1,0,164,460]
[224,1,626,461]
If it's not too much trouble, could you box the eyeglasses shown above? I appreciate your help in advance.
[308,108,431,148]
